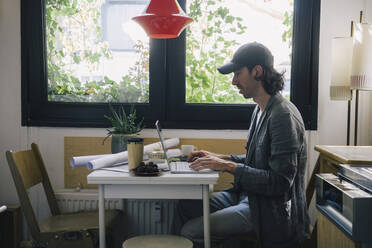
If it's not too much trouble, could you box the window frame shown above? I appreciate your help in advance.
[21,0,167,128]
[21,0,319,130]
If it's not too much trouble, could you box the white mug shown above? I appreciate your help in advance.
[181,145,195,157]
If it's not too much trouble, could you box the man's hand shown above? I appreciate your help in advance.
[189,155,237,173]
[187,150,216,162]
[187,150,231,162]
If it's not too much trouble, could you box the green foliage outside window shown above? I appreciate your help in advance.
[185,0,247,103]
[46,0,292,104]
[46,0,149,103]
[282,1,293,54]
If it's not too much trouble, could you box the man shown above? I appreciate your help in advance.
[177,42,310,248]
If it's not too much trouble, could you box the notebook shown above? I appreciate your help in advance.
[155,120,215,174]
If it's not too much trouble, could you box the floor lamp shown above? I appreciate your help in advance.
[351,22,372,145]
[330,33,353,145]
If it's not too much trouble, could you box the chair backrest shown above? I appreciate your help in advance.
[6,143,60,241]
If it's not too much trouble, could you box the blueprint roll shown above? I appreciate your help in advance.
[70,154,108,168]
[85,138,180,170]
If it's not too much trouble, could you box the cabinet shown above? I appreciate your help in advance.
[317,211,361,248]
[309,146,372,248]
[307,145,372,209]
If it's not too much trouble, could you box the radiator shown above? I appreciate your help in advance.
[54,189,177,236]
[55,189,123,213]
[126,199,177,237]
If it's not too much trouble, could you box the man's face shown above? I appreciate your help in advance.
[232,66,260,99]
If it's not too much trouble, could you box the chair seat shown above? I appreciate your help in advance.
[123,235,193,248]
[39,210,120,233]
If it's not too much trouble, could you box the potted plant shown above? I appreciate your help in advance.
[103,104,144,153]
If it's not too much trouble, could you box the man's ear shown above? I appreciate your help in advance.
[253,65,263,80]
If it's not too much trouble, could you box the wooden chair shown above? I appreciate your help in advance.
[6,143,126,248]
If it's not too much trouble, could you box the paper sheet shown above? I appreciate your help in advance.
[100,165,129,173]
[97,150,181,173]
[166,148,182,158]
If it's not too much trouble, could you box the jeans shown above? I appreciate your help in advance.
[175,191,253,248]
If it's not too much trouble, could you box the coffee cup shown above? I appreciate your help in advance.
[127,137,144,170]
[181,145,195,157]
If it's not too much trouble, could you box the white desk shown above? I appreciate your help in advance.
[87,170,219,248]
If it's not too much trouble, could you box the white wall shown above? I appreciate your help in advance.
[1,0,372,211]
[315,0,372,148]
[304,0,372,223]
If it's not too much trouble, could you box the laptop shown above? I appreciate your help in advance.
[155,120,215,174]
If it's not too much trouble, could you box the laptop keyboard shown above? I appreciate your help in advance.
[170,161,194,172]
[170,161,213,173]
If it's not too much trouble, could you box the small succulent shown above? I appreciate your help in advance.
[102,104,144,144]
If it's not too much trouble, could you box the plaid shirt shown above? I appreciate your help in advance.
[230,93,310,248]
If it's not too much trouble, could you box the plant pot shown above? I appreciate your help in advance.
[111,134,137,154]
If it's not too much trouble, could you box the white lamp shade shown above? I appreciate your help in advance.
[351,23,372,90]
[330,37,353,100]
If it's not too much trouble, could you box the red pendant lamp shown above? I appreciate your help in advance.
[132,0,194,39]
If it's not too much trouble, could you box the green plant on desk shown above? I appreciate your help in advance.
[103,104,144,153]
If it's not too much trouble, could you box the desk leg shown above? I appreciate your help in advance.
[99,184,106,248]
[203,184,211,248]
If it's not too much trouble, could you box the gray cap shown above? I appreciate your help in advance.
[218,42,274,74]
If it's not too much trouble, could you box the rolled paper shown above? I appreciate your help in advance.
[70,154,108,168]
[70,138,180,170]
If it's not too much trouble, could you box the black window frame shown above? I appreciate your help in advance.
[21,0,319,130]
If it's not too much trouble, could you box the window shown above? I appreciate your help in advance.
[47,0,150,103]
[21,0,319,129]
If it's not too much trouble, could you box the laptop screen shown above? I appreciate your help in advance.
[155,120,170,165]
